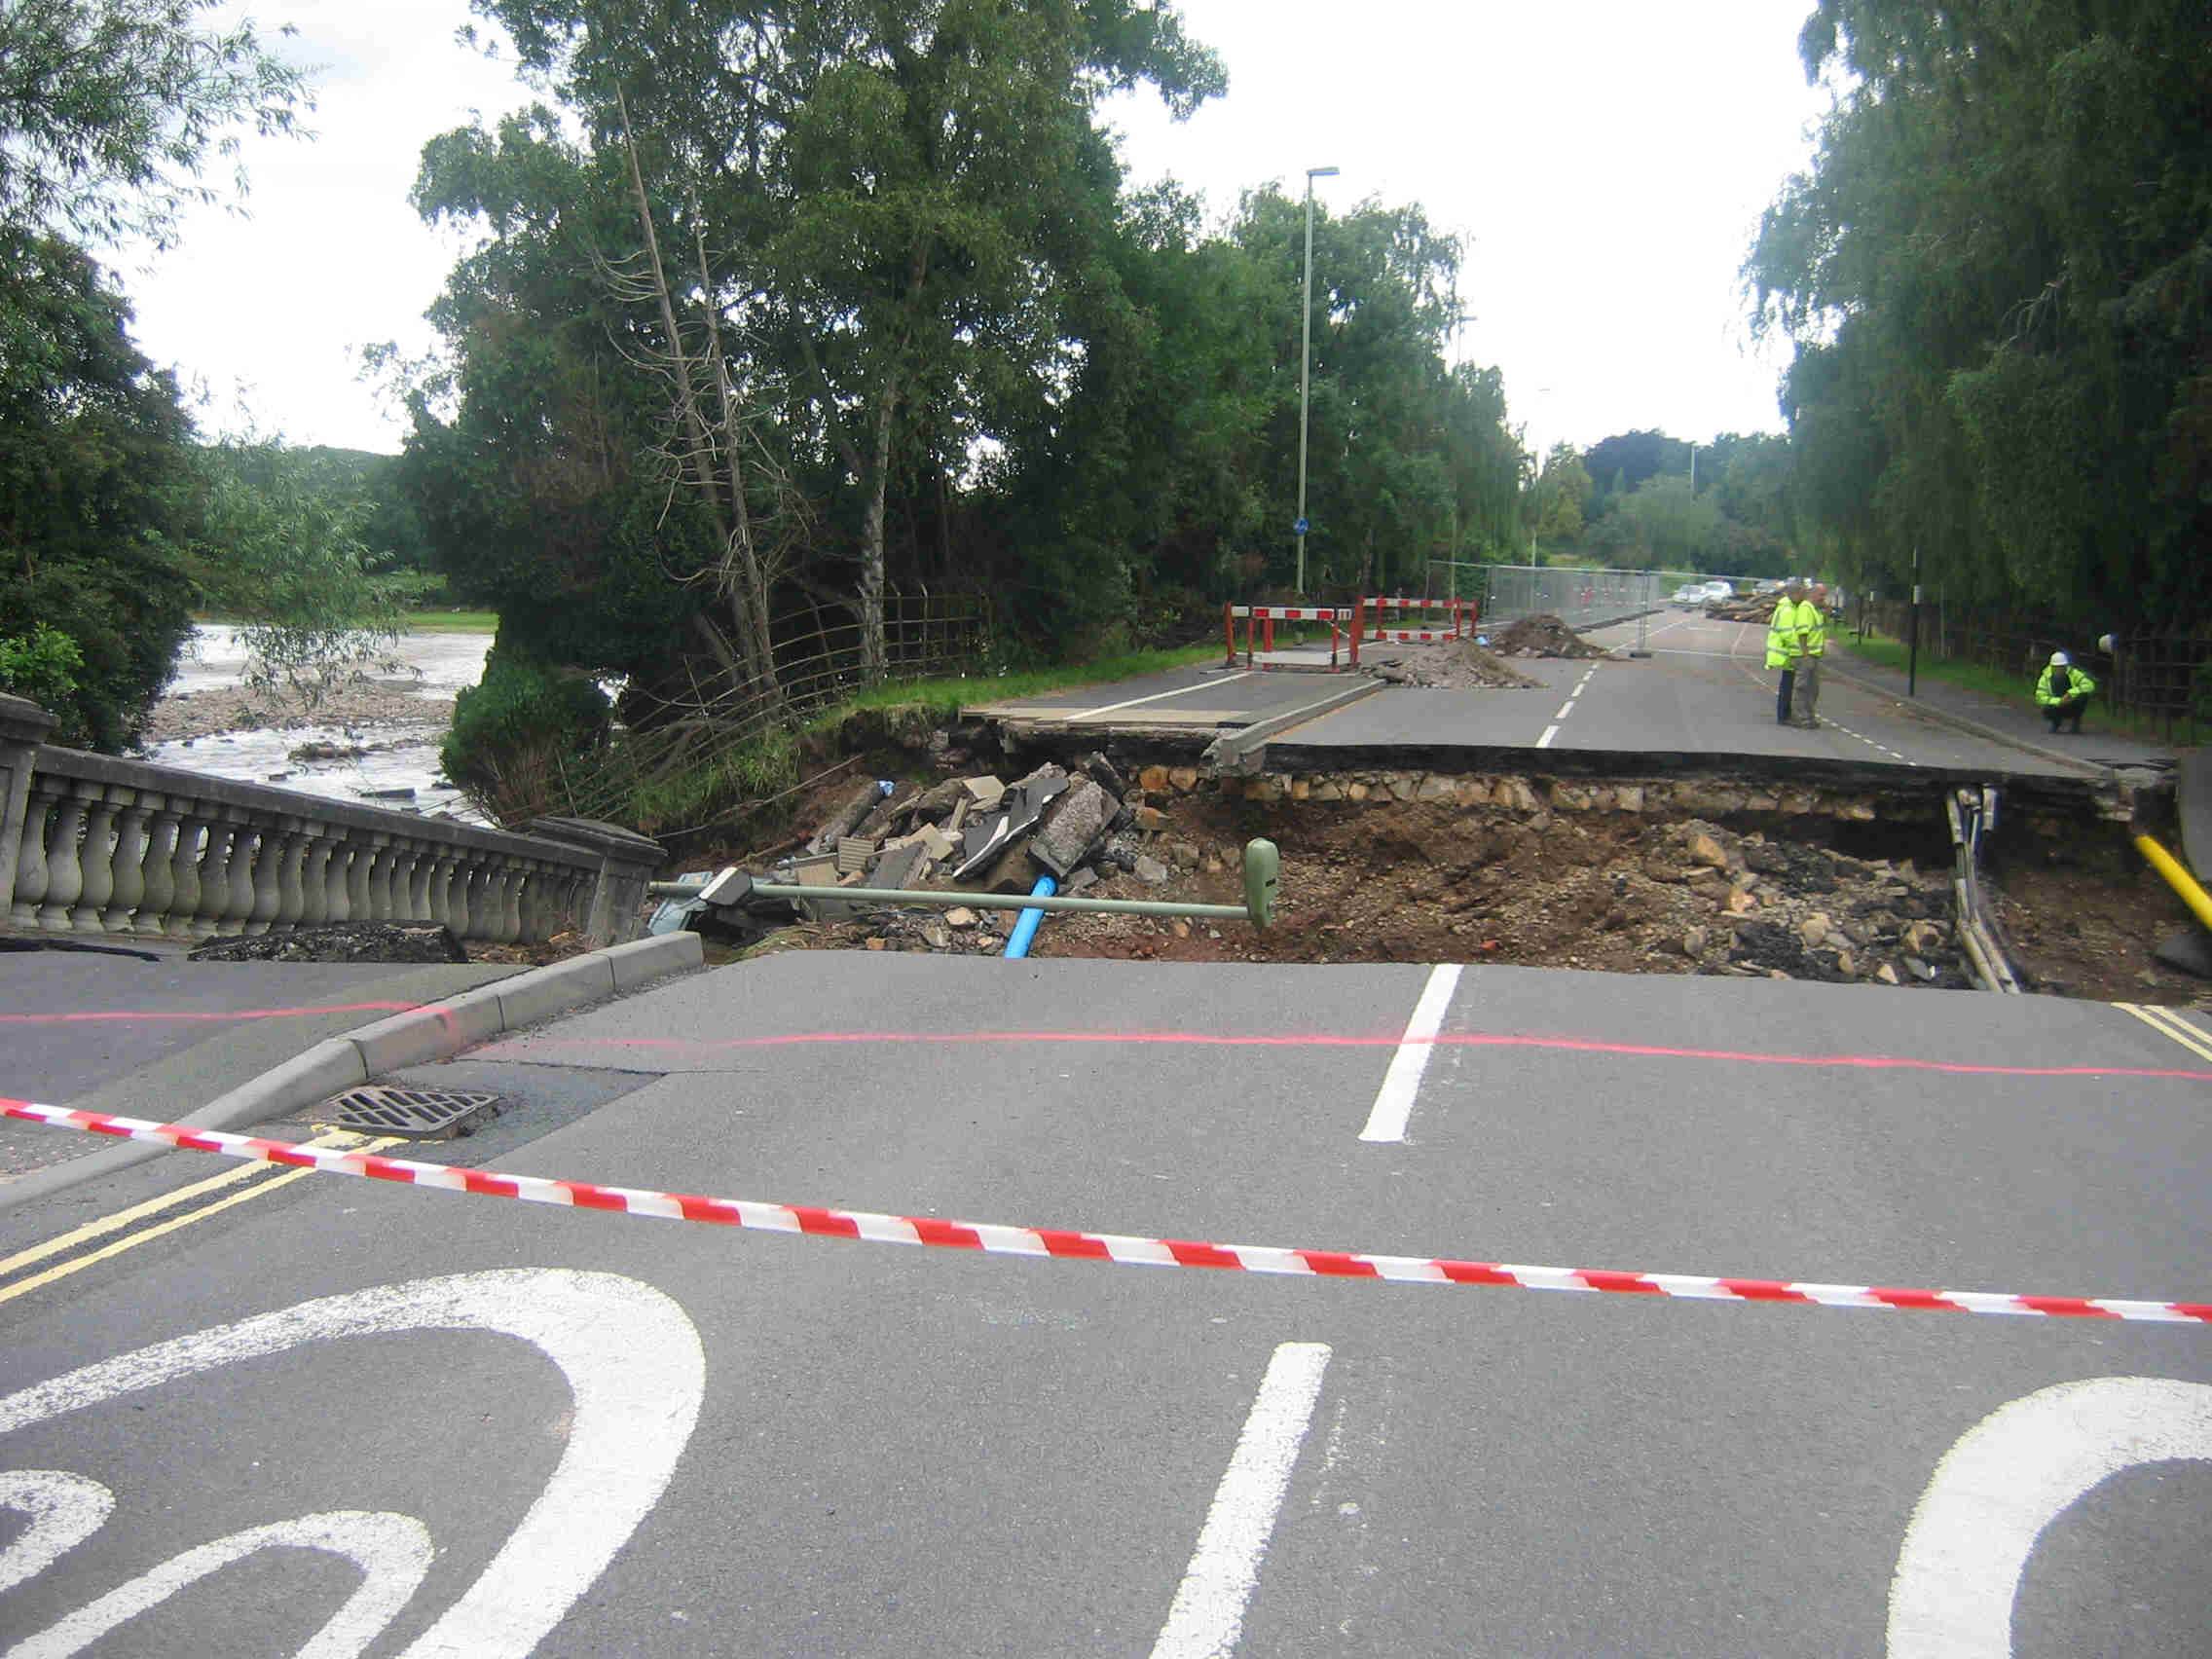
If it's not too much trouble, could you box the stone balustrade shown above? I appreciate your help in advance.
[0,694,662,947]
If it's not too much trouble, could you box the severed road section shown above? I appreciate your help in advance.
[4,953,2208,1656]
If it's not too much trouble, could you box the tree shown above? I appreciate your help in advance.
[1747,0,2212,621]
[0,228,198,749]
[0,0,310,247]
[465,0,1224,677]
[1533,440,1591,543]
[190,438,406,705]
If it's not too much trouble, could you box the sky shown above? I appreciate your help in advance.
[117,0,1833,459]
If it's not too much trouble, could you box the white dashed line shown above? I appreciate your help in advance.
[1359,964,1461,1143]
[1535,724,1560,749]
[1151,1343,1332,1659]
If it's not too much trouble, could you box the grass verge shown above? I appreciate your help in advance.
[1833,628,2178,744]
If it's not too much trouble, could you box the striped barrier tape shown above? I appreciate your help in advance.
[5,1098,2206,1327]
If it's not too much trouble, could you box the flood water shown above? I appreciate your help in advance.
[141,625,493,822]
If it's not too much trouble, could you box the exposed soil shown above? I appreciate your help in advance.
[696,756,2210,1007]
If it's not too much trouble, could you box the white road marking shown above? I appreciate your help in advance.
[1555,700,1576,720]
[1887,1376,2212,1657]
[1535,724,1560,748]
[13,1510,432,1659]
[1069,672,1253,722]
[1151,1343,1332,1659]
[1359,964,1461,1143]
[0,1269,705,1659]
[0,1471,113,1595]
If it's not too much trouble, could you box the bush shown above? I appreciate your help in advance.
[442,654,610,826]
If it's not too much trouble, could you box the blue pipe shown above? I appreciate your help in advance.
[1003,874,1057,958]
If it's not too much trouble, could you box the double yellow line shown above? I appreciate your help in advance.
[0,1128,401,1308]
[2117,1001,2212,1065]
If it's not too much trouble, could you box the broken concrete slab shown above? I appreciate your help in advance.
[1030,777,1115,876]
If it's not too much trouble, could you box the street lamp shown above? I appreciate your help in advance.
[1296,165,1338,597]
[1528,386,1550,563]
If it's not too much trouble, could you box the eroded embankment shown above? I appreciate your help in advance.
[746,743,2199,1006]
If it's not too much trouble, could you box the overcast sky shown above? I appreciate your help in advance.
[118,0,1832,459]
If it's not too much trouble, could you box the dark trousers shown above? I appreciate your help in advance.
[2044,694,2088,732]
[1776,669,1795,724]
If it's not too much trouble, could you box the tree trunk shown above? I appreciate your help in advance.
[858,384,895,682]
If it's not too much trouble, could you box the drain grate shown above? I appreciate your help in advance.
[321,1086,500,1139]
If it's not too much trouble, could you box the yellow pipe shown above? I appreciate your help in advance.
[2134,832,2212,934]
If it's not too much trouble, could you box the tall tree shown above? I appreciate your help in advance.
[0,0,310,247]
[466,0,1224,677]
[1747,0,2212,620]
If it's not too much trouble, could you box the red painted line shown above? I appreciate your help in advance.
[480,1028,2212,1083]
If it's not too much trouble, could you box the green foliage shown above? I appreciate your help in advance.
[0,621,84,709]
[0,0,310,249]
[1747,0,2212,622]
[0,227,199,750]
[189,438,405,704]
[441,648,611,824]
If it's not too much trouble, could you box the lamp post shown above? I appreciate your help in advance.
[1528,386,1550,563]
[1296,165,1338,597]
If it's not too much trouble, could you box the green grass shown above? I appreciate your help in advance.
[1830,631,2025,702]
[401,610,498,633]
[1832,626,2185,742]
[825,640,1228,715]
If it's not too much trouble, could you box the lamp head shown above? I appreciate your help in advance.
[1308,166,1339,179]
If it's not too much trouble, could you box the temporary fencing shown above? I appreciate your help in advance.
[6,1098,2206,1329]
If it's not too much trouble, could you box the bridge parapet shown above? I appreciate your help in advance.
[1,697,656,947]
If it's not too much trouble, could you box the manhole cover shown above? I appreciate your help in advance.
[320,1086,500,1139]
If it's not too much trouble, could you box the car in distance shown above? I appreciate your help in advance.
[1672,583,1706,607]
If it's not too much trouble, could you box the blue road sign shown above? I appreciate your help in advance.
[1293,517,1309,535]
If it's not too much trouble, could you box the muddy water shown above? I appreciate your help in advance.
[143,625,493,821]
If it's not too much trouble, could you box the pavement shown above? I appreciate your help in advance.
[0,932,703,1206]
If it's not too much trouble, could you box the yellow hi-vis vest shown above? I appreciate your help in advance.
[1764,600,1799,669]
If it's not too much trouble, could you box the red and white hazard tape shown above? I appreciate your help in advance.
[7,1098,2207,1327]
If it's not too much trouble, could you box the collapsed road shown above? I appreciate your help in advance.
[690,610,2201,1008]
[5,608,2208,1659]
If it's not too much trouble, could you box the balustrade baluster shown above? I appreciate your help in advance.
[68,788,121,931]
[298,832,333,927]
[100,790,153,931]
[138,802,179,934]
[240,818,281,936]
[496,864,524,943]
[224,817,261,936]
[191,819,240,938]
[36,787,89,931]
[323,838,355,924]
[269,824,309,932]
[366,838,402,920]
[405,841,434,919]
[11,776,60,929]
[167,814,207,937]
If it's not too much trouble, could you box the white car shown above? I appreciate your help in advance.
[1671,584,1706,606]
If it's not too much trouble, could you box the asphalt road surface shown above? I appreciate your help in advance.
[5,953,2208,1656]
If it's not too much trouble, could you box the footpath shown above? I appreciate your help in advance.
[0,934,701,1207]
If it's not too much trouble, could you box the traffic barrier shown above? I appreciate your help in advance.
[1346,597,1477,668]
[7,1098,2206,1328]
[1222,605,1355,670]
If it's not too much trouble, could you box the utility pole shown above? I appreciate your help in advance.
[1296,165,1339,597]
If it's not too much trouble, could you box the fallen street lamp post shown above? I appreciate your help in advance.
[650,837,1283,929]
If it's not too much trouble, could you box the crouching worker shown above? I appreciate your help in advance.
[2035,650,2095,733]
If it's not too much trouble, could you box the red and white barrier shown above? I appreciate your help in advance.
[1223,606,1355,669]
[7,1098,2206,1328]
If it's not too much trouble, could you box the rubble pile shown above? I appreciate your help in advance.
[1705,593,1785,623]
[1484,613,1615,658]
[683,756,1161,953]
[1368,639,1544,690]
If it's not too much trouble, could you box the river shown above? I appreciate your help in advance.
[140,625,493,821]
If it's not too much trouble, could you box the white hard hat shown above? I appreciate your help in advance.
[2050,651,2070,667]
